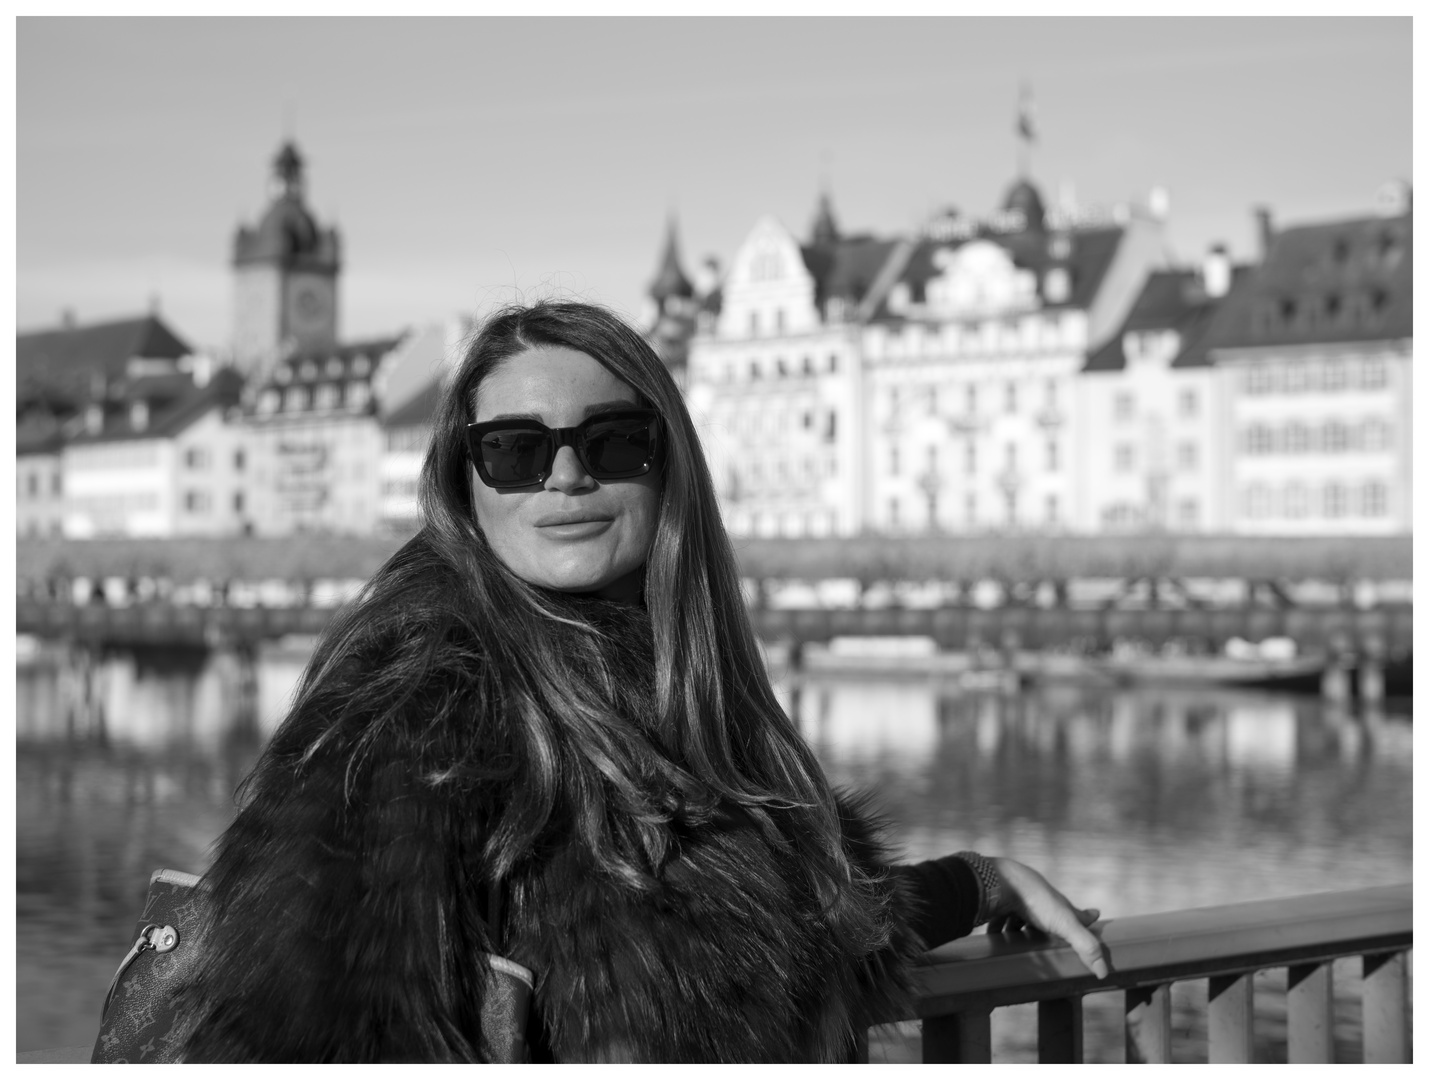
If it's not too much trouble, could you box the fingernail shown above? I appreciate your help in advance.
[1093,961,1108,980]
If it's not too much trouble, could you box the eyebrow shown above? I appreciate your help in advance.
[482,400,640,424]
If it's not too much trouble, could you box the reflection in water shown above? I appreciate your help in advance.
[15,647,1413,1058]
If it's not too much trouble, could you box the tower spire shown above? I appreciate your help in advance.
[1016,81,1037,180]
[648,213,694,306]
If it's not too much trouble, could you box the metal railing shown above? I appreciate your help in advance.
[868,884,1411,1063]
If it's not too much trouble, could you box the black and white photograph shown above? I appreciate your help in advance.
[13,14,1413,1064]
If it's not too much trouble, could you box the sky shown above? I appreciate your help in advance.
[15,16,1413,353]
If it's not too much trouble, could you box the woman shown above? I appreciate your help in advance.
[176,301,1105,1062]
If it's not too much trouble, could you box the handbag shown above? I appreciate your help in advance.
[91,867,535,1062]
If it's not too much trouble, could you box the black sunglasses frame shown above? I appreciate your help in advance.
[465,408,664,490]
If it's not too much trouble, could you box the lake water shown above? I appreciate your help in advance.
[15,643,1413,1061]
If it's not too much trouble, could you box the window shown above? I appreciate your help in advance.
[234,449,246,471]
[1045,379,1058,409]
[965,441,977,474]
[1323,360,1347,391]
[1114,392,1134,421]
[1283,423,1310,454]
[1244,483,1271,519]
[325,357,344,378]
[258,389,281,414]
[347,382,370,409]
[1246,366,1273,394]
[1006,442,1018,469]
[964,492,977,527]
[776,357,787,377]
[1362,481,1388,517]
[825,411,837,441]
[1115,443,1135,472]
[1006,382,1018,414]
[284,386,309,412]
[748,311,759,337]
[1244,424,1275,455]
[774,310,785,333]
[927,444,939,471]
[1046,439,1059,472]
[351,355,371,377]
[25,474,38,497]
[828,354,839,373]
[184,447,211,470]
[1361,356,1388,389]
[1284,362,1308,392]
[802,356,813,375]
[889,445,900,476]
[299,360,318,380]
[1322,420,1349,453]
[1362,419,1391,451]
[1005,490,1018,526]
[888,498,900,528]
[315,384,339,410]
[928,385,938,416]
[1177,442,1198,470]
[184,490,211,513]
[1045,494,1059,524]
[802,411,813,430]
[1284,482,1309,518]
[1177,498,1199,528]
[1178,388,1198,418]
[233,491,245,513]
[966,385,977,413]
[52,472,62,495]
[749,360,761,381]
[1323,482,1347,518]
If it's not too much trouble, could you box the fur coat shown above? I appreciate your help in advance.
[174,589,926,1063]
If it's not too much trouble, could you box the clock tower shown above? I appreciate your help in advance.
[231,141,341,376]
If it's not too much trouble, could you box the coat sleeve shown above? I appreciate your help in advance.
[175,668,497,1062]
[888,855,981,948]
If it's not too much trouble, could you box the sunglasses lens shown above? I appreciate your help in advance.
[582,416,656,477]
[479,429,551,486]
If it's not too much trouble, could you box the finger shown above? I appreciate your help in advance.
[1058,919,1109,980]
[1079,907,1101,926]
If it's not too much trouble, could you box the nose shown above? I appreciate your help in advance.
[544,445,597,494]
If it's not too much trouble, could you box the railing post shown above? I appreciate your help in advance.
[1038,997,1084,1063]
[1125,984,1172,1063]
[1287,962,1334,1063]
[923,1010,991,1063]
[1207,972,1255,1063]
[1361,952,1408,1063]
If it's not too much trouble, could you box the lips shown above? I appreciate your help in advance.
[534,510,614,527]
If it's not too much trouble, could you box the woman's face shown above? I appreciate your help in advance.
[470,346,661,602]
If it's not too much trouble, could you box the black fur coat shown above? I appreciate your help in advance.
[175,591,925,1062]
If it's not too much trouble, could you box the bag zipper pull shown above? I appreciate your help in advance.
[100,923,179,1021]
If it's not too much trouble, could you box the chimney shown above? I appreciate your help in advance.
[1203,244,1232,299]
[1253,206,1274,259]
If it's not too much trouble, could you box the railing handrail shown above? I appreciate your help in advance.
[904,883,1411,1020]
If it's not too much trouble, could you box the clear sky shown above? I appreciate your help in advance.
[16,16,1412,352]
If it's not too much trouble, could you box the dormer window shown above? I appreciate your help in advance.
[258,389,281,414]
[346,382,370,409]
[352,355,371,377]
[274,365,292,385]
[1043,267,1070,304]
[284,386,309,412]
[315,384,339,410]
[326,357,345,378]
[299,360,318,380]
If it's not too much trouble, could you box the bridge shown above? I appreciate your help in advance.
[17,534,1412,702]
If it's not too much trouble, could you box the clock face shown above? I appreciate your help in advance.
[291,282,331,327]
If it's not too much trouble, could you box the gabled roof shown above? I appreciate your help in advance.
[16,315,192,410]
[800,235,900,314]
[1083,266,1253,372]
[869,225,1126,322]
[66,367,245,445]
[260,335,407,391]
[1202,212,1411,351]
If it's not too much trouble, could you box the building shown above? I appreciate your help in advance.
[860,179,1168,535]
[242,336,404,535]
[686,193,890,537]
[688,176,1170,537]
[231,141,341,378]
[15,313,200,537]
[1204,189,1412,535]
[1076,250,1248,533]
[61,365,247,538]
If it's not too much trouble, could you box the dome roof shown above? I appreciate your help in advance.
[1002,178,1047,231]
[232,141,340,269]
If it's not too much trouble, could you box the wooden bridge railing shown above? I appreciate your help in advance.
[872,884,1411,1063]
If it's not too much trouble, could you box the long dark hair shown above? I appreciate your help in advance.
[263,301,880,935]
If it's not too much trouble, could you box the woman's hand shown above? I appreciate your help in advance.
[987,857,1108,980]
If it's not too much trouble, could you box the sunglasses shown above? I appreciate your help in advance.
[465,408,663,490]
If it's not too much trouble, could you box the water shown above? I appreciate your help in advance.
[15,644,1412,1060]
